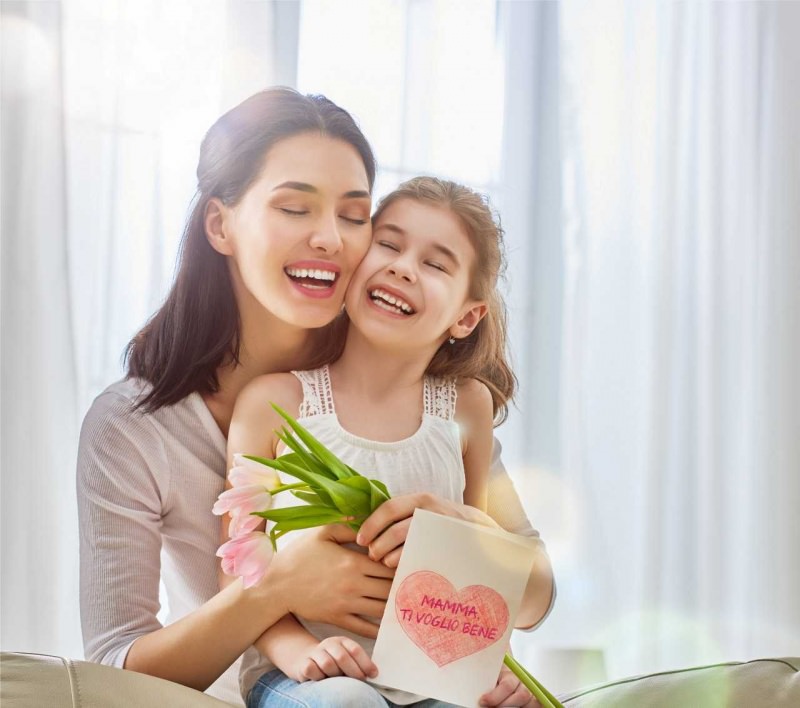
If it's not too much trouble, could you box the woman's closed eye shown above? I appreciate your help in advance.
[277,207,309,217]
[340,215,369,225]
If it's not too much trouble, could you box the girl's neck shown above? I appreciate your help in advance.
[330,328,436,402]
[328,329,439,442]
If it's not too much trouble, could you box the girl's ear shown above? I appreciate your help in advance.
[205,198,235,256]
[449,301,488,341]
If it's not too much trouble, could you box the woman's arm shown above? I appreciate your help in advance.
[78,387,393,693]
[77,390,290,691]
[457,378,495,511]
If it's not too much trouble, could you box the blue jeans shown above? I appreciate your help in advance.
[248,669,461,708]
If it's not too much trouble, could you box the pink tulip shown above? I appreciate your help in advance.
[228,511,262,537]
[216,531,273,588]
[229,453,282,489]
[212,484,273,518]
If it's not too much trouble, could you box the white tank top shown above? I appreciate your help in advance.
[238,364,466,703]
[287,364,465,501]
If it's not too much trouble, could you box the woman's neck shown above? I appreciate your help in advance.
[203,309,313,437]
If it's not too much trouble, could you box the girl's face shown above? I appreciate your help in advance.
[207,132,372,330]
[344,198,486,353]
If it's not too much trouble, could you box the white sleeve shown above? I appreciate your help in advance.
[487,437,557,630]
[77,390,168,666]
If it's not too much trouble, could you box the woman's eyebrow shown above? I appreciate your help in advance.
[272,181,370,200]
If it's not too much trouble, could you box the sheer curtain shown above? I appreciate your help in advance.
[507,0,799,682]
[1,0,295,656]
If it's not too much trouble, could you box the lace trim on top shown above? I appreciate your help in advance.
[291,366,336,418]
[292,364,457,422]
[423,376,458,421]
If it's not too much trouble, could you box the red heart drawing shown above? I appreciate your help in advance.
[395,570,509,667]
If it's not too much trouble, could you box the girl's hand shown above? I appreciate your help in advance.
[293,636,378,682]
[270,524,395,639]
[479,664,536,707]
[357,492,500,567]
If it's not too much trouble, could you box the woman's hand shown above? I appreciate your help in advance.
[356,492,500,567]
[292,636,378,682]
[268,523,395,639]
[479,664,536,707]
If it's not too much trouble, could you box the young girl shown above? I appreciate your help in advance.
[222,177,536,708]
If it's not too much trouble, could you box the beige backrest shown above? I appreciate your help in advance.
[561,657,800,707]
[0,652,237,708]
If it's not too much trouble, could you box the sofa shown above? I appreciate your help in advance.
[1,652,798,707]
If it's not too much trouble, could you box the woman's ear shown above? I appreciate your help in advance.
[449,301,488,341]
[205,198,235,255]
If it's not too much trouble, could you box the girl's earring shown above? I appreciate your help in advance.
[448,336,456,345]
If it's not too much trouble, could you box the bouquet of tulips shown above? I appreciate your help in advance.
[214,404,564,708]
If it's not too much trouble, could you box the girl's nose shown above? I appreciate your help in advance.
[387,256,416,283]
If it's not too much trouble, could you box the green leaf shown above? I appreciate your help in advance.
[276,433,334,480]
[310,475,372,517]
[291,490,324,505]
[256,504,341,521]
[371,478,391,498]
[242,454,284,471]
[272,404,353,479]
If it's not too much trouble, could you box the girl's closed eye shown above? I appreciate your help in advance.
[377,240,400,251]
[425,260,448,273]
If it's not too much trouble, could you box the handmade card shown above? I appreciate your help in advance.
[370,509,539,707]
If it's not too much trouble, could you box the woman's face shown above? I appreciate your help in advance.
[209,132,372,331]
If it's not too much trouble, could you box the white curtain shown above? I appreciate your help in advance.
[505,0,800,683]
[1,0,295,657]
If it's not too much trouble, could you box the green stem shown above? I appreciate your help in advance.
[270,483,310,495]
[503,653,564,708]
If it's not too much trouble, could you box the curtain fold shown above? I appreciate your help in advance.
[550,0,800,680]
[1,0,297,657]
[1,2,81,657]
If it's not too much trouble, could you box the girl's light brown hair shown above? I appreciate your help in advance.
[379,177,516,424]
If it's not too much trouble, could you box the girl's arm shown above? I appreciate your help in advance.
[222,374,384,677]
[260,615,377,682]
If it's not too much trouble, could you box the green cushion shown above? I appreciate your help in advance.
[560,657,800,707]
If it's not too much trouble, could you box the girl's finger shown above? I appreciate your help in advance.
[341,637,378,678]
[299,658,325,682]
[367,518,412,562]
[311,647,343,678]
[324,639,366,680]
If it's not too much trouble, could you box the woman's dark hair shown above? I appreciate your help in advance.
[125,87,376,411]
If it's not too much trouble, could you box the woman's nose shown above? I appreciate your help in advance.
[308,215,343,254]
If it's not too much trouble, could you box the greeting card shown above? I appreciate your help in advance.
[370,509,539,707]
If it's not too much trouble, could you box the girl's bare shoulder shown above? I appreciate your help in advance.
[234,372,304,421]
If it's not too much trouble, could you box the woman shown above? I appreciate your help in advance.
[77,87,554,706]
